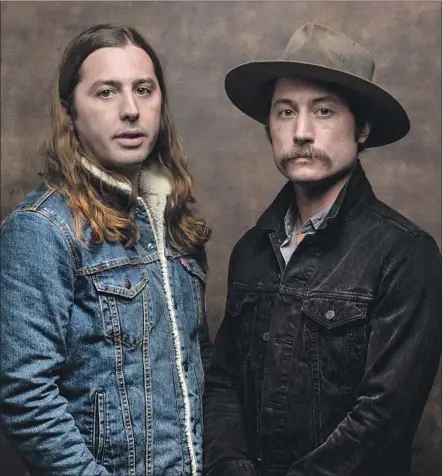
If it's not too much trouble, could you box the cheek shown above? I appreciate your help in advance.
[140,101,162,128]
[270,123,290,150]
[74,111,110,149]
[318,121,355,147]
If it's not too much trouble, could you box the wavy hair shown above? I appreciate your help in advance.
[42,24,211,251]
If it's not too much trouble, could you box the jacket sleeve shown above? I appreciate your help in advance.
[0,210,110,476]
[286,232,442,476]
[203,246,257,476]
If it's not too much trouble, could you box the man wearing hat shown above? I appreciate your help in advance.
[203,23,441,476]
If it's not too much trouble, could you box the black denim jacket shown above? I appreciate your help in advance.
[203,161,441,476]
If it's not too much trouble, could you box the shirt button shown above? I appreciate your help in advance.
[262,332,270,341]
[135,207,140,213]
[125,279,132,289]
[325,310,335,320]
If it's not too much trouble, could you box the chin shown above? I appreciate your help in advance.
[117,151,149,166]
[284,166,327,185]
[289,167,354,192]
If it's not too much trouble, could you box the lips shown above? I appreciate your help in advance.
[114,130,146,148]
[115,130,145,139]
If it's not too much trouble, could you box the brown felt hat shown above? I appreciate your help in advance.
[225,23,410,147]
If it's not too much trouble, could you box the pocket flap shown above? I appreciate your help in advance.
[302,297,367,329]
[92,266,148,299]
[227,288,260,316]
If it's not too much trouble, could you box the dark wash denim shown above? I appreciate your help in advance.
[1,184,211,476]
[204,161,441,476]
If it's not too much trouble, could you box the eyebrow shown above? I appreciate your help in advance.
[88,77,156,93]
[272,95,343,109]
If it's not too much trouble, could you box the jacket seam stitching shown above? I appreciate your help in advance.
[7,208,80,269]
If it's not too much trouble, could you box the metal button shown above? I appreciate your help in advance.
[125,279,132,289]
[262,332,270,341]
[135,207,140,213]
[325,310,335,320]
[148,242,155,250]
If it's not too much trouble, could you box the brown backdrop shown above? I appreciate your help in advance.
[1,2,441,475]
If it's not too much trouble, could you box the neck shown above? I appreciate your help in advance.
[293,172,350,226]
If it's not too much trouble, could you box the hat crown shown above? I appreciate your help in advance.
[282,23,375,81]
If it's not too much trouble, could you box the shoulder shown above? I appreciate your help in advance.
[365,198,434,239]
[3,183,74,229]
[362,201,441,278]
[2,184,80,265]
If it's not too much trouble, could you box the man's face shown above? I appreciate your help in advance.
[268,77,369,186]
[72,45,162,178]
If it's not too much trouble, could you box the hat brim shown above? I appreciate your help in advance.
[225,61,410,148]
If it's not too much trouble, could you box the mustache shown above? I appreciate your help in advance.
[281,146,332,168]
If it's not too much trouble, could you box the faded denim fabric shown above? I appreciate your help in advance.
[1,183,211,476]
[204,160,441,476]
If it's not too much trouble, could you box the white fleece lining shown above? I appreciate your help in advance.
[82,157,197,475]
[140,195,197,476]
[80,157,133,193]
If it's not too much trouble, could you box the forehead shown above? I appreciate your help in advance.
[272,77,344,103]
[79,45,156,83]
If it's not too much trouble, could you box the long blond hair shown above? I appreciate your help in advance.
[42,24,211,252]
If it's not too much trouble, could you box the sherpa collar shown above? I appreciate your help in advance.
[80,156,172,240]
[80,156,172,199]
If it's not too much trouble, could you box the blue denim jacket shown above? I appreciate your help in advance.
[1,161,211,476]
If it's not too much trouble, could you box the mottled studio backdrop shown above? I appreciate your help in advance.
[1,1,441,475]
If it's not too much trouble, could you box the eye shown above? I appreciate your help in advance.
[97,89,115,99]
[278,109,295,118]
[316,107,332,117]
[135,86,152,96]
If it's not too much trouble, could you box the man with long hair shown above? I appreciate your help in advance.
[204,23,441,476]
[1,24,211,476]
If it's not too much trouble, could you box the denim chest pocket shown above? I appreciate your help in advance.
[301,297,368,381]
[92,266,149,348]
[302,298,367,330]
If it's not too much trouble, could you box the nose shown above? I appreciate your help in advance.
[120,92,140,122]
[293,112,314,145]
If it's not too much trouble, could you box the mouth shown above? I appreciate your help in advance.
[114,131,146,147]
[115,131,146,139]
[282,155,312,166]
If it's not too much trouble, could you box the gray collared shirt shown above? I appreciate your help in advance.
[280,206,331,265]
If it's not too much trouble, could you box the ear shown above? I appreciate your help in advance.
[357,122,371,144]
